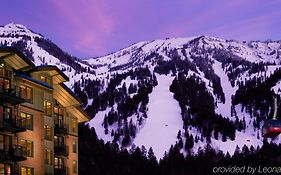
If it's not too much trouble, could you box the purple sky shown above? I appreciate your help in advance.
[1,0,281,58]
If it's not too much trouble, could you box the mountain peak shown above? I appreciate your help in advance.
[4,22,29,30]
[1,22,42,38]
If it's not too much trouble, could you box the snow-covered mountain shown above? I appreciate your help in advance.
[0,23,96,87]
[1,23,281,159]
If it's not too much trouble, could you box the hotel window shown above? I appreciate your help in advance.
[72,139,77,153]
[54,107,64,127]
[40,75,52,85]
[0,65,3,76]
[3,106,12,120]
[0,163,11,175]
[54,157,64,170]
[0,135,3,151]
[44,100,52,116]
[20,85,33,103]
[44,125,52,140]
[20,139,33,157]
[20,112,33,130]
[0,64,11,92]
[71,118,78,133]
[20,166,34,175]
[0,77,10,92]
[54,136,64,147]
[44,149,52,165]
[73,160,77,173]
[0,64,11,78]
[0,135,12,152]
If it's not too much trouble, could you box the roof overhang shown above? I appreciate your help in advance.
[0,47,35,71]
[32,65,69,84]
[53,83,81,108]
[66,106,91,123]
[53,83,90,122]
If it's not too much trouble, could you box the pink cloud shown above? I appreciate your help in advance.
[50,0,115,56]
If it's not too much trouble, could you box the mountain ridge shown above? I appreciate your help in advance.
[1,23,281,159]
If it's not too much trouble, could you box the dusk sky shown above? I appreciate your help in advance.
[1,0,281,58]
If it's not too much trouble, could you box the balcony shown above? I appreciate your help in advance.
[54,144,69,157]
[55,167,68,175]
[0,145,27,162]
[0,113,27,133]
[0,85,25,105]
[54,124,68,136]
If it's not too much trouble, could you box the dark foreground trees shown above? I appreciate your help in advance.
[79,124,281,175]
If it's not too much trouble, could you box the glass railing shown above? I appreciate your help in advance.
[0,144,27,161]
[54,144,69,157]
[54,166,67,175]
[0,112,27,133]
[54,123,68,135]
[0,84,26,104]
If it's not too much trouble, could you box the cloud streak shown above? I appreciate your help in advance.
[0,0,280,57]
[50,0,115,55]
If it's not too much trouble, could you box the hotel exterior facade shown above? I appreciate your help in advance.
[0,47,90,175]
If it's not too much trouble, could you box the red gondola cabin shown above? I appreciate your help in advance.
[262,119,281,138]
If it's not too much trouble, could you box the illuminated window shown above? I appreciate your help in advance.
[0,78,10,92]
[0,65,11,78]
[0,135,12,151]
[44,125,52,140]
[0,66,11,93]
[44,100,52,116]
[0,163,11,175]
[0,135,3,150]
[71,118,78,133]
[21,166,34,175]
[54,157,64,170]
[72,160,77,173]
[20,139,33,157]
[3,106,11,120]
[20,112,33,130]
[72,139,77,153]
[0,163,4,175]
[54,136,64,147]
[44,149,52,165]
[20,85,33,103]
[40,75,52,85]
[54,107,64,127]
[0,66,3,76]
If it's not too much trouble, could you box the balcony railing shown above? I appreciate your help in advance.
[0,113,27,133]
[0,84,25,105]
[54,144,69,157]
[0,145,27,162]
[54,167,68,175]
[54,124,68,136]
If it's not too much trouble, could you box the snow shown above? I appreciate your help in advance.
[1,23,41,38]
[88,74,184,160]
[134,74,183,160]
[117,76,138,89]
[87,99,93,106]
[272,80,281,95]
[88,108,113,143]
[212,130,263,155]
[213,60,238,118]
[2,23,281,158]
[86,41,149,71]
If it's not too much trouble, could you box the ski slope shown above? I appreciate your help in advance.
[134,74,182,159]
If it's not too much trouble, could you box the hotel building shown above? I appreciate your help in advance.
[0,47,90,175]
